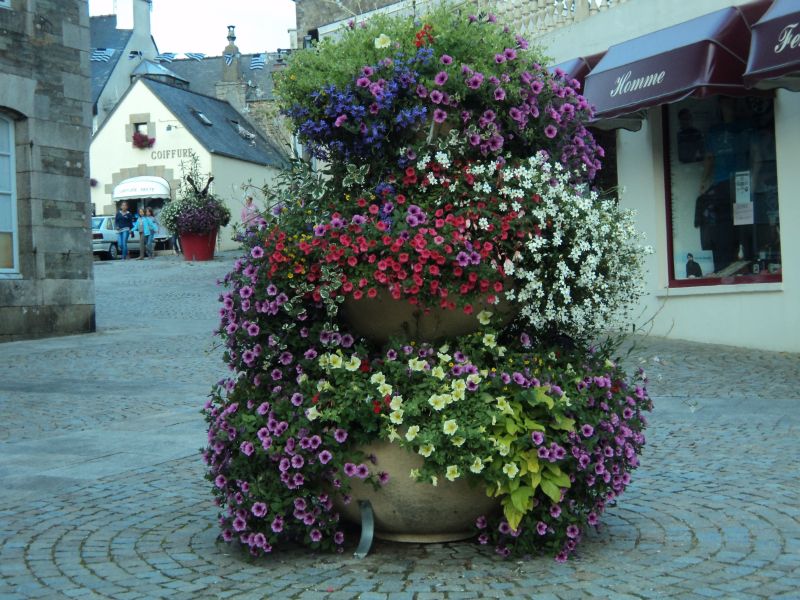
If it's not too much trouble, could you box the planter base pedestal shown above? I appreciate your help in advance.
[180,230,218,261]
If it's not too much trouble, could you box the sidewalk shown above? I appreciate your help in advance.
[1,252,798,599]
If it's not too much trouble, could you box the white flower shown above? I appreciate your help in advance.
[389,409,404,425]
[370,372,386,385]
[344,356,361,371]
[374,33,391,48]
[451,436,466,447]
[405,425,420,441]
[469,457,485,473]
[377,382,393,396]
[329,353,343,369]
[389,395,404,410]
[431,366,446,380]
[305,406,320,421]
[428,394,447,411]
[482,334,497,348]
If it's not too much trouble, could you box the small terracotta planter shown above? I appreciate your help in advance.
[334,441,498,542]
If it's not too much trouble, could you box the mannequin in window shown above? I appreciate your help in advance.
[677,108,704,163]
[696,97,748,273]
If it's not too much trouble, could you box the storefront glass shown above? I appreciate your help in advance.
[665,96,780,284]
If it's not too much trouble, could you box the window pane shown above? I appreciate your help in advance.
[0,231,12,269]
[0,153,10,193]
[0,192,11,230]
[0,118,9,154]
[667,97,780,281]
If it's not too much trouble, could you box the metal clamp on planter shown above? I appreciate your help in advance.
[353,500,374,559]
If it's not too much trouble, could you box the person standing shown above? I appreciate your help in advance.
[241,195,259,228]
[114,201,134,260]
[145,207,158,258]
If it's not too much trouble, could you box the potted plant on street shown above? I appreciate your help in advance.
[203,6,652,562]
[160,155,231,261]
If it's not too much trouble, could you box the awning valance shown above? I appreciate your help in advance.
[584,3,770,120]
[112,176,170,200]
[744,0,800,90]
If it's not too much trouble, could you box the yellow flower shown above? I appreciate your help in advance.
[409,468,420,479]
[451,379,467,394]
[405,425,420,441]
[428,394,447,411]
[467,373,482,386]
[374,33,391,48]
[389,395,404,410]
[318,354,330,368]
[329,354,343,369]
[438,343,450,354]
[344,356,361,371]
[387,427,400,442]
[482,333,497,348]
[389,409,404,425]
[370,372,386,385]
[377,382,393,396]
[469,457,485,473]
[477,310,493,325]
[437,351,452,363]
[445,465,460,481]
[408,358,427,372]
[442,419,458,436]
[419,443,434,457]
[502,462,519,479]
[451,436,466,447]
[306,406,320,421]
[431,366,446,380]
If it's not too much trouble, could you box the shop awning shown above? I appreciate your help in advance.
[112,176,171,200]
[549,52,643,131]
[584,3,770,119]
[744,0,800,90]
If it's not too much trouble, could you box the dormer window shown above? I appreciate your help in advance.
[193,110,213,126]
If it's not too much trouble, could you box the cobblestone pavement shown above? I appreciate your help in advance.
[1,252,799,599]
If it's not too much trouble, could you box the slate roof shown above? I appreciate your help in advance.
[141,78,289,168]
[132,60,190,85]
[167,52,289,102]
[90,15,133,108]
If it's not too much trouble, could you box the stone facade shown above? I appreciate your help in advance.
[0,0,94,341]
[294,0,400,47]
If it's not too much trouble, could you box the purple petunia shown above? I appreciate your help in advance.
[434,71,448,85]
[433,108,448,123]
[343,462,357,477]
[566,525,580,539]
[334,429,348,443]
[531,431,544,445]
[536,521,548,535]
[271,516,284,533]
[355,463,370,479]
[440,54,453,65]
[310,529,322,542]
[429,89,444,104]
[319,450,332,464]
[581,424,594,438]
[240,441,254,457]
[251,502,267,518]
[544,124,558,138]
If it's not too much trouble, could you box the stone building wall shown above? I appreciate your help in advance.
[294,0,400,47]
[0,0,95,341]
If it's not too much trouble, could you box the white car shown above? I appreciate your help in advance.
[91,215,171,259]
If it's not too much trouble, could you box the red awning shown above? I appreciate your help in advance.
[744,0,800,90]
[584,2,770,119]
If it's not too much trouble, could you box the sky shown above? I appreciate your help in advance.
[88,0,297,56]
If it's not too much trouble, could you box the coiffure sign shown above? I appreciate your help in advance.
[610,69,666,98]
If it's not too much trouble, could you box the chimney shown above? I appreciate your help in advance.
[221,25,242,83]
[132,0,152,39]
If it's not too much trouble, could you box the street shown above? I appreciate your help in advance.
[0,252,798,599]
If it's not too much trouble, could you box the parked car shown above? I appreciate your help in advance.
[91,215,171,259]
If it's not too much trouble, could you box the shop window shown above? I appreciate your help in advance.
[0,114,17,272]
[664,96,780,285]
[590,128,618,196]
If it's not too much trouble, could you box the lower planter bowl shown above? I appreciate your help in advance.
[333,441,499,543]
[342,289,514,344]
[180,229,218,261]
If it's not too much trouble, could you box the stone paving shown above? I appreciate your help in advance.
[1,251,799,599]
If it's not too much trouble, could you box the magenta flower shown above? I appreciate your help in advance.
[536,521,548,535]
[429,89,443,104]
[251,502,267,518]
[343,462,357,477]
[466,73,484,89]
[240,441,254,457]
[378,471,390,485]
[271,516,284,533]
[310,529,322,542]
[544,124,558,138]
[250,246,264,259]
[334,114,348,128]
[504,48,517,61]
[232,516,247,532]
[434,71,448,85]
[433,108,448,123]
[494,87,506,101]
[550,504,561,518]
[319,450,332,464]
[494,53,506,64]
[334,531,345,544]
[581,424,594,437]
[334,428,348,443]
[440,54,452,64]
[355,463,370,479]
[566,525,580,539]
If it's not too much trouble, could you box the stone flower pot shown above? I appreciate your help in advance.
[334,441,499,542]
[342,289,514,344]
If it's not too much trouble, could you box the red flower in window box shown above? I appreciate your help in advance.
[132,130,155,149]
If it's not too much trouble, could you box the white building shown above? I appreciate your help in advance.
[90,75,288,250]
